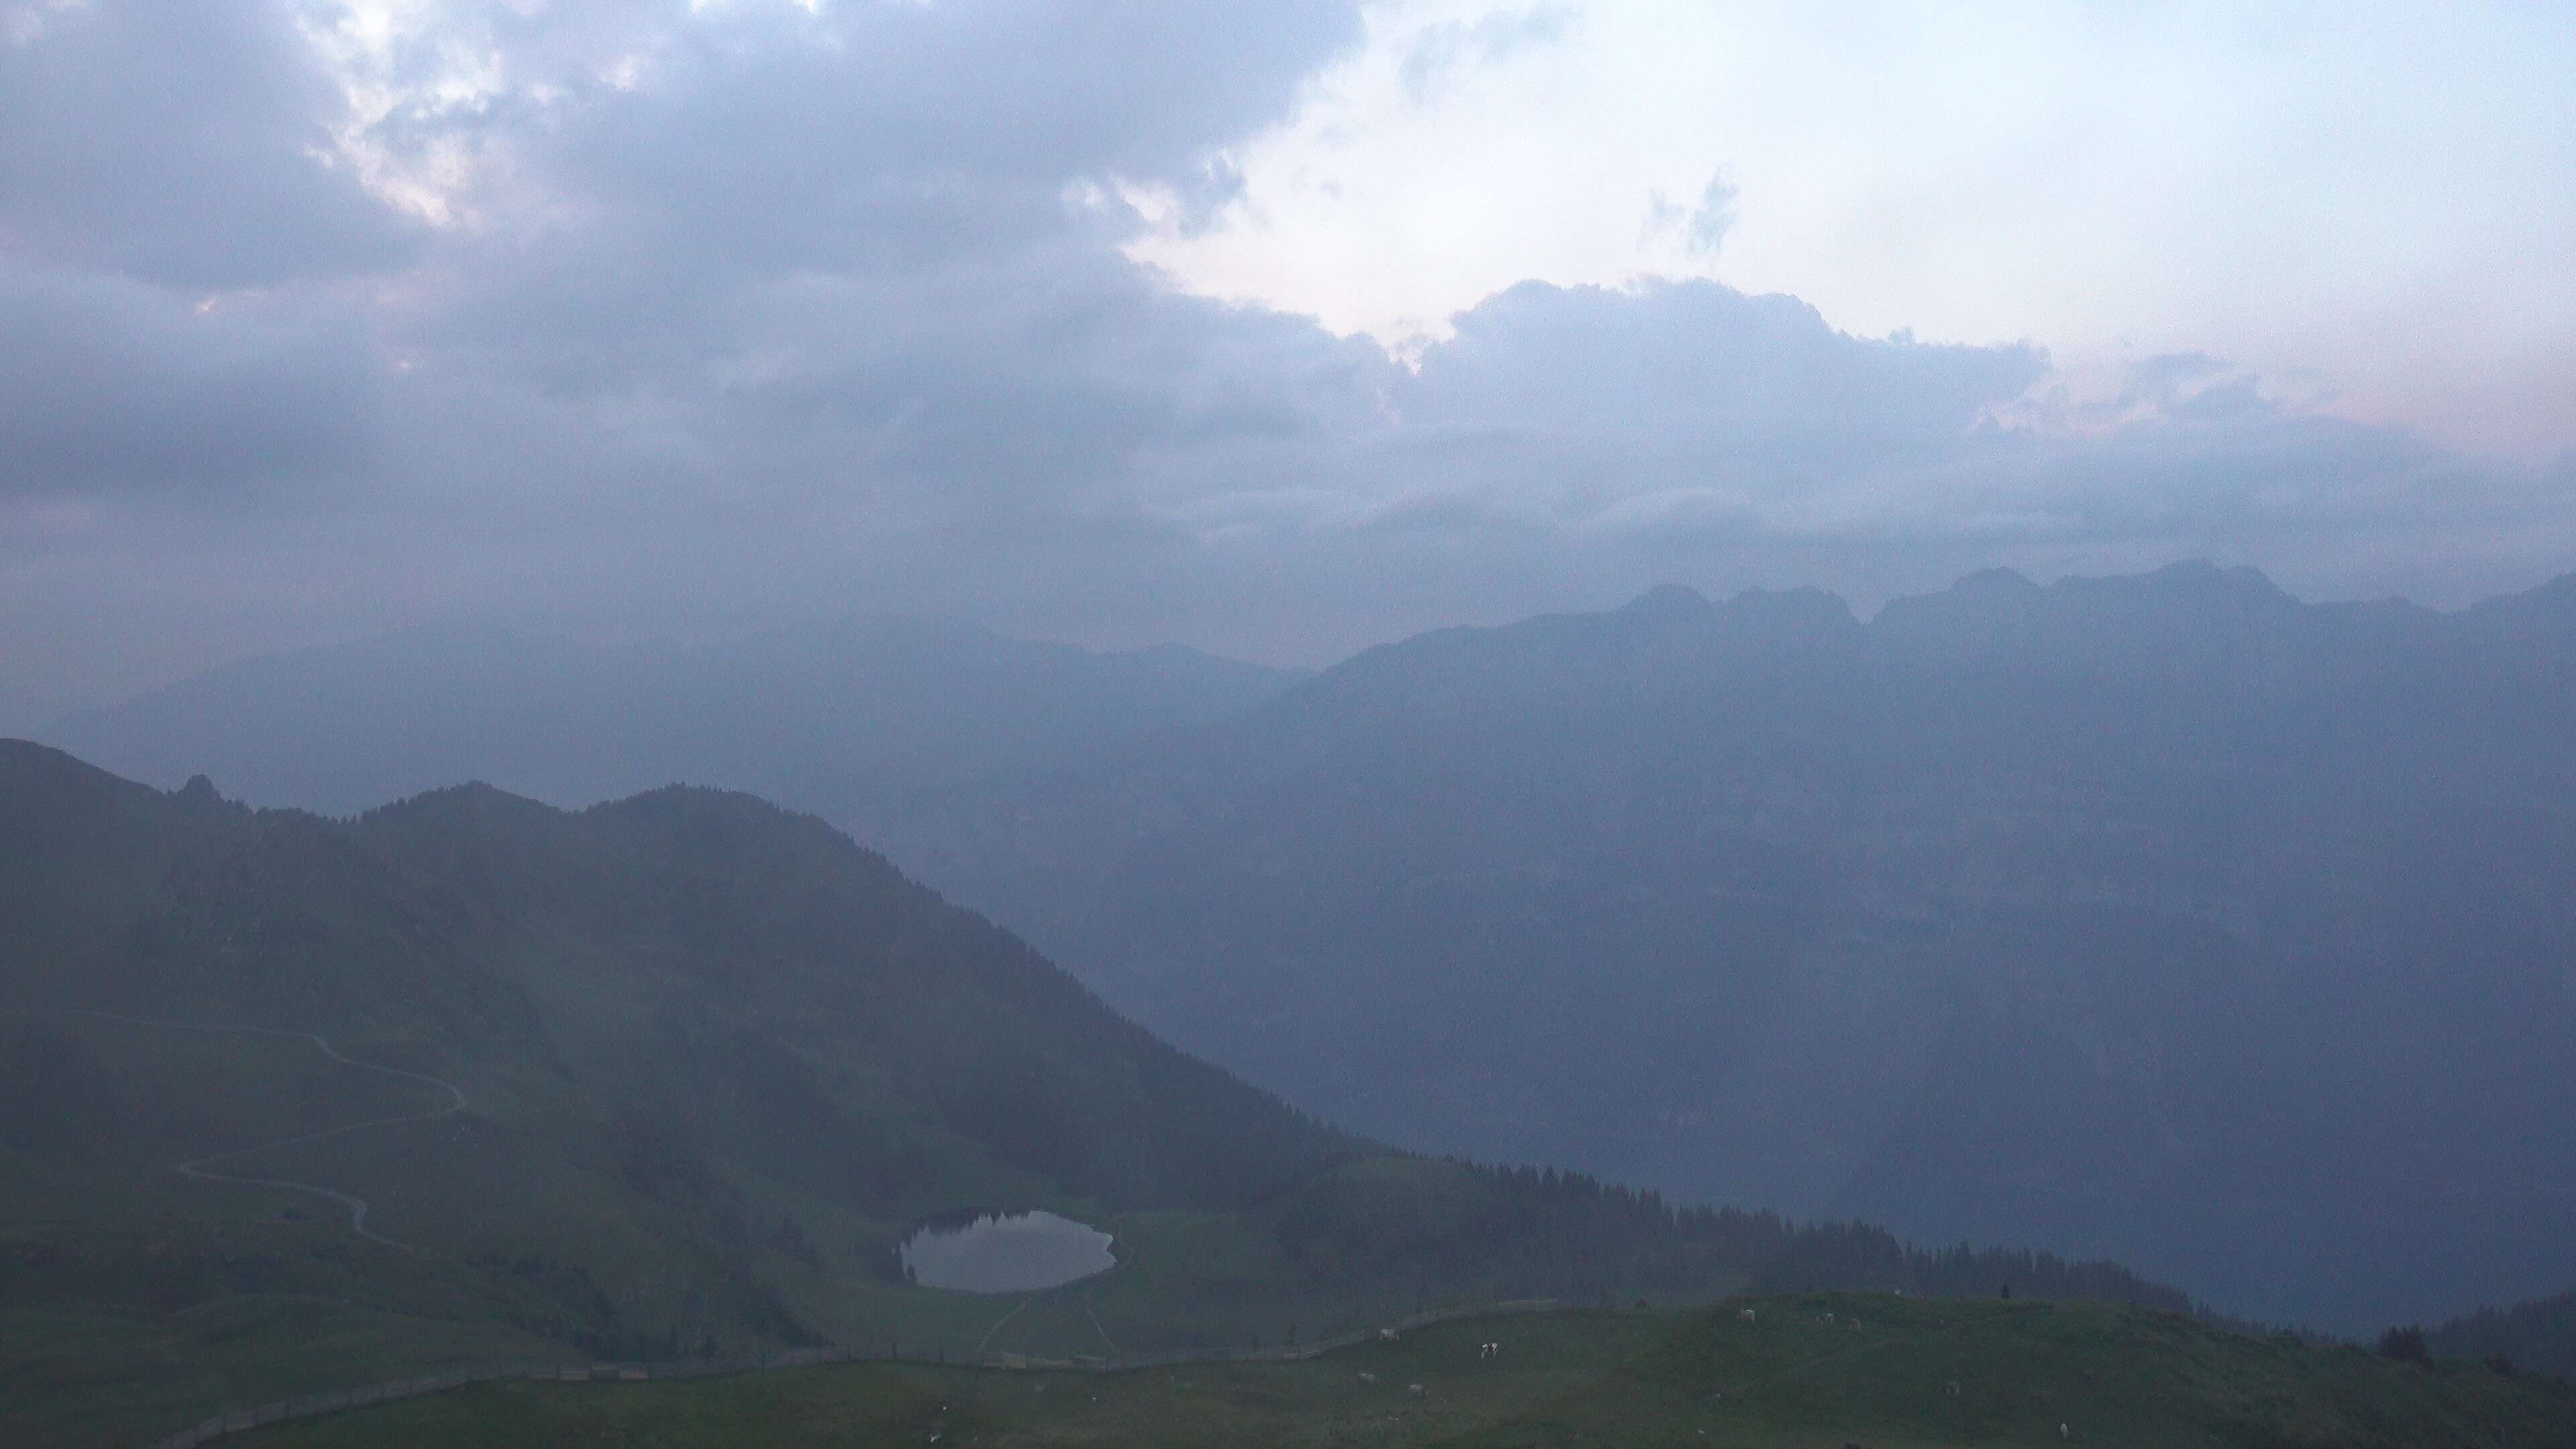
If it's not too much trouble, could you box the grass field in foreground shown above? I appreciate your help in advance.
[229,1293,2576,1449]
[0,1297,572,1449]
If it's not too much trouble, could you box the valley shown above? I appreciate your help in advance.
[10,4,2571,1442]
[863,566,2576,1331]
[48,566,2576,1332]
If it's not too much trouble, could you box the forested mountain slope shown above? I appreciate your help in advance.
[2432,1288,2576,1382]
[873,562,2576,1331]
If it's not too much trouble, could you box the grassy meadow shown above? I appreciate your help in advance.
[211,1295,2576,1449]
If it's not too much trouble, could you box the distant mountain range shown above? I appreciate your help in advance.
[40,616,1305,817]
[866,562,2576,1332]
[32,564,2576,1334]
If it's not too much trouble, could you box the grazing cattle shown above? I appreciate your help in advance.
[1358,1372,1377,1385]
[1479,1342,1500,1360]
[2059,1425,2070,1440]
[1379,1328,1400,1342]
[1407,1383,1426,1397]
[1821,1312,1836,1326]
[1943,1381,1962,1397]
[1737,1308,1758,1323]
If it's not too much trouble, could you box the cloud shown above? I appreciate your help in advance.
[1644,174,1737,256]
[0,0,419,286]
[1403,280,2045,470]
[343,0,1366,253]
[1580,486,1759,540]
[0,264,379,497]
[1399,5,1576,104]
[1,0,2571,729]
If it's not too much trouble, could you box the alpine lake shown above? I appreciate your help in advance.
[898,1211,1117,1293]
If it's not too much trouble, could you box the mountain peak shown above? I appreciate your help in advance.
[2471,568,2576,616]
[1952,566,2039,593]
[1620,583,1713,619]
[2128,558,2294,606]
[1721,585,1858,635]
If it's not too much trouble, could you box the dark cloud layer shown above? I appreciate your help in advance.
[2,0,2568,727]
[0,265,379,496]
[0,0,417,286]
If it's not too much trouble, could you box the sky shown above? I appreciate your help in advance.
[3,0,2572,726]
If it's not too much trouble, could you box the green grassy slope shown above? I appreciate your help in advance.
[0,1298,572,1449]
[0,741,2186,1446]
[228,1295,2576,1449]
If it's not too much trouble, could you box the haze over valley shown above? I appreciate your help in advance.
[7,1,2576,1444]
[43,561,2576,1337]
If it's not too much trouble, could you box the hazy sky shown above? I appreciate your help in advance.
[1136,2,2576,456]
[3,0,2572,726]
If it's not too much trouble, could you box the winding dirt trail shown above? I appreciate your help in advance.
[19,1008,467,1250]
[1081,1294,1120,1358]
[974,1295,1037,1358]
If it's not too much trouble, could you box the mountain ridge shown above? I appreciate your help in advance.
[22,559,2576,1336]
[38,616,1308,820]
[862,561,2576,1332]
